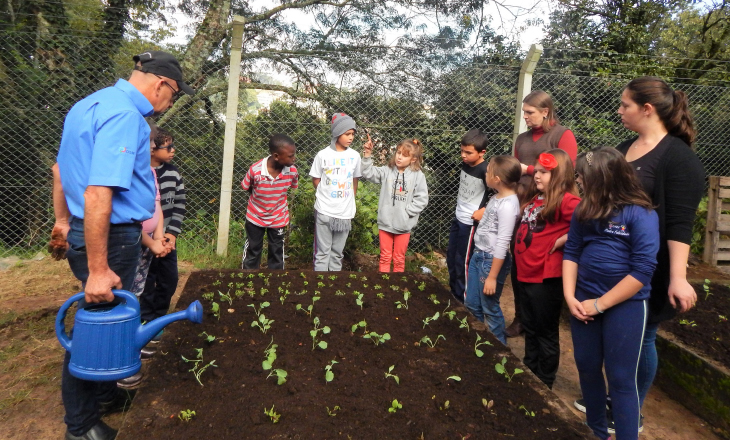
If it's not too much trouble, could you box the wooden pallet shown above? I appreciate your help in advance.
[703,176,730,266]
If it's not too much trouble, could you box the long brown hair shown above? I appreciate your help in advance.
[575,147,653,222]
[523,90,558,132]
[522,149,578,223]
[388,138,423,171]
[488,155,521,190]
[624,76,696,147]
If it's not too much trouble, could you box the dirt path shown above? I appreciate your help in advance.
[0,258,195,440]
[499,280,723,440]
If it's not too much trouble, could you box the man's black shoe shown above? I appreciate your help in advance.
[99,388,136,415]
[140,347,156,360]
[116,371,143,390]
[65,420,117,440]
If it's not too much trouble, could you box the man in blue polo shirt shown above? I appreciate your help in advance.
[51,51,194,440]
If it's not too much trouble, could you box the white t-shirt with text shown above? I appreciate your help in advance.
[309,147,362,219]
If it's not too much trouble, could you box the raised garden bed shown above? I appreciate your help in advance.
[118,270,590,439]
[656,281,730,439]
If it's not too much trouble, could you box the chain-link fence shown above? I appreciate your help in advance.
[2,30,729,262]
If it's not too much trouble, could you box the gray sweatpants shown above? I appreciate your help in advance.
[313,211,350,271]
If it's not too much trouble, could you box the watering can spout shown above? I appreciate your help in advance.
[135,300,203,350]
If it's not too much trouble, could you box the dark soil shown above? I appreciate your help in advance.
[662,282,730,369]
[118,270,590,440]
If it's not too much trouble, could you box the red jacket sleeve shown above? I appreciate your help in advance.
[558,130,578,166]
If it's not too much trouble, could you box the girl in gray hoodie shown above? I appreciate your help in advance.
[361,137,429,272]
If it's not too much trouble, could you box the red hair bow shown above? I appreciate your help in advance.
[538,153,558,170]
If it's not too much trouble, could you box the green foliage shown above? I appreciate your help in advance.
[494,356,523,382]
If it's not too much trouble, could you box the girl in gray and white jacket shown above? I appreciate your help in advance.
[361,137,429,272]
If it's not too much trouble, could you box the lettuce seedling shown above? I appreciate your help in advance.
[248,301,270,317]
[417,282,427,292]
[419,335,445,348]
[422,311,440,328]
[384,365,399,385]
[428,294,440,304]
[326,405,341,416]
[264,405,281,423]
[355,293,364,310]
[324,359,338,383]
[704,278,712,300]
[201,292,214,301]
[349,274,358,279]
[351,320,368,334]
[495,356,523,382]
[401,276,408,282]
[518,404,535,417]
[377,293,384,299]
[388,399,402,413]
[251,313,274,334]
[178,409,196,422]
[311,316,331,350]
[447,375,461,382]
[474,334,493,358]
[395,290,411,309]
[382,274,390,280]
[199,332,216,343]
[267,368,288,385]
[296,296,320,316]
[218,291,233,306]
[262,337,277,370]
[363,331,390,346]
[329,275,337,281]
[458,316,469,332]
[181,348,217,386]
[482,398,494,410]
[211,302,220,320]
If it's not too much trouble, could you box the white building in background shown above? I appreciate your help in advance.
[255,89,287,111]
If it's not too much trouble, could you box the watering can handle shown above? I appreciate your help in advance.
[55,290,138,351]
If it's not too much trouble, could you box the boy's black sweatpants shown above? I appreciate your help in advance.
[242,220,285,270]
[140,249,178,322]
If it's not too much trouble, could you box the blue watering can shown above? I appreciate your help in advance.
[56,289,203,381]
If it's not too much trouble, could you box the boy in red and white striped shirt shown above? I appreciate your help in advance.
[241,134,298,269]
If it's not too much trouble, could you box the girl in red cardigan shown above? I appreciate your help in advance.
[513,149,580,388]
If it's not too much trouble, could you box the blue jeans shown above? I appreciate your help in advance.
[637,321,659,408]
[62,218,142,435]
[465,250,511,344]
[446,218,475,302]
[571,299,647,440]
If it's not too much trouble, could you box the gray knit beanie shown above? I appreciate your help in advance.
[330,112,356,150]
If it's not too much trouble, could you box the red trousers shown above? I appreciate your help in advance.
[379,230,411,272]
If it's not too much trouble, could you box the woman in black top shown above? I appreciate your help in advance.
[574,77,704,432]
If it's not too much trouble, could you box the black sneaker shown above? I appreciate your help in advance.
[607,413,644,434]
[99,388,136,415]
[65,421,117,440]
[574,398,586,413]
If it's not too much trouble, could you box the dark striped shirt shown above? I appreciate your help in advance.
[152,162,186,236]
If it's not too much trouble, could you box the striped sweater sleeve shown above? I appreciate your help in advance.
[157,163,186,236]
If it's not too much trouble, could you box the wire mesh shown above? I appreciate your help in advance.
[1,30,729,261]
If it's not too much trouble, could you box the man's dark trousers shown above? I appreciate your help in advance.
[140,249,178,322]
[242,220,285,269]
[62,218,142,436]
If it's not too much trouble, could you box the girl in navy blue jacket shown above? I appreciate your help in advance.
[563,147,659,440]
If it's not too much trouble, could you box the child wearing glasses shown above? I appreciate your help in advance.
[138,126,187,328]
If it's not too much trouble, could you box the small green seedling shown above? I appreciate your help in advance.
[458,316,469,332]
[384,365,400,385]
[317,281,325,288]
[325,359,338,383]
[390,285,400,291]
[422,311,440,328]
[374,284,382,290]
[382,274,390,280]
[439,400,450,410]
[300,272,306,278]
[356,293,364,310]
[377,292,384,299]
[218,291,233,306]
[419,334,445,348]
[388,399,402,413]
[199,332,216,343]
[201,292,214,301]
[447,375,461,382]
[418,282,426,292]
[329,275,337,281]
[296,296,320,316]
[346,282,351,288]
[351,320,368,334]
[264,405,281,423]
[262,337,277,370]
[316,274,324,280]
[181,348,218,386]
[704,278,712,300]
[335,289,346,296]
[326,405,341,416]
[311,316,331,350]
[720,315,728,323]
[267,368,288,385]
[361,276,368,281]
[211,302,220,320]
[495,356,523,382]
[395,290,411,309]
[444,310,457,320]
[363,331,391,346]
[260,287,269,295]
[679,319,697,327]
[212,279,221,286]
[474,334,493,357]
[519,404,535,417]
[349,274,358,279]
[482,398,494,410]
[248,301,270,317]
[279,290,290,305]
[178,409,196,422]
[401,276,408,282]
[428,294,440,304]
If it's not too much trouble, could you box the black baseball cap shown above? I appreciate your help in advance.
[133,50,196,96]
